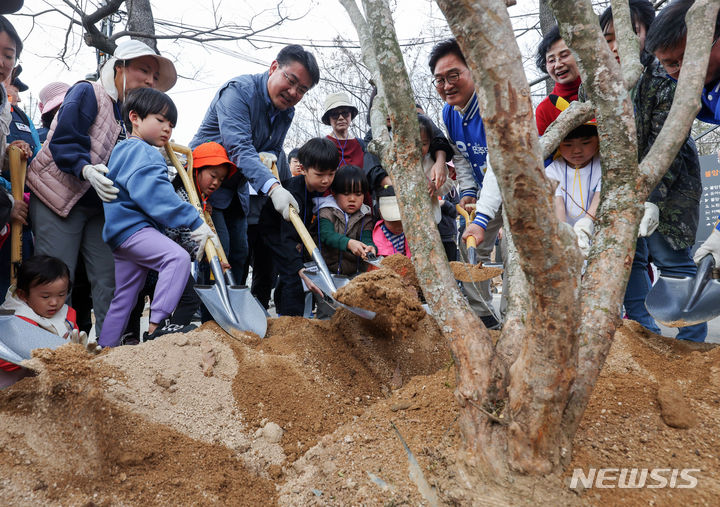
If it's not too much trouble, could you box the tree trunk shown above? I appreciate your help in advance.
[126,0,158,51]
[538,0,556,95]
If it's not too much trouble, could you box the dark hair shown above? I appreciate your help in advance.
[276,44,320,87]
[599,0,656,66]
[122,87,178,133]
[297,137,340,172]
[331,165,368,195]
[417,114,434,138]
[17,255,71,295]
[428,38,467,73]
[564,124,598,140]
[536,25,562,73]
[41,110,58,129]
[0,15,22,59]
[646,0,719,54]
[288,148,300,162]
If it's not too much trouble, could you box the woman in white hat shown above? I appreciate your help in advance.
[321,91,365,168]
[26,39,177,338]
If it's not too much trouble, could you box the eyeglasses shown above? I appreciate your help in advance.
[329,109,352,120]
[281,69,310,96]
[661,36,720,75]
[432,68,467,88]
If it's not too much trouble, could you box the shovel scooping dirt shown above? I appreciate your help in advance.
[449,261,503,283]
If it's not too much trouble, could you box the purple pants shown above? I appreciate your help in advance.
[99,227,191,347]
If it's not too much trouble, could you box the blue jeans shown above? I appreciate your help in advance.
[210,198,248,272]
[624,232,707,342]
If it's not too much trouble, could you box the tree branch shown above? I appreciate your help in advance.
[638,0,720,191]
[611,0,643,89]
[539,101,594,159]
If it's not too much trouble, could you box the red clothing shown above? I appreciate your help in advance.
[327,136,364,168]
[535,77,582,136]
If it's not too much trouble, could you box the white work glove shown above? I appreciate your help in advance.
[190,222,221,261]
[573,216,594,257]
[66,329,102,354]
[694,228,720,267]
[268,185,299,221]
[258,152,277,170]
[638,201,659,237]
[82,164,119,202]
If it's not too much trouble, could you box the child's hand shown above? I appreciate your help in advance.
[221,261,231,270]
[347,239,371,258]
[298,268,323,296]
[429,159,447,192]
[427,180,437,196]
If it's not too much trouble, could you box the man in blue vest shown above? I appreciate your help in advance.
[429,38,502,329]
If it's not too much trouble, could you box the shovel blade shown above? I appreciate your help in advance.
[0,312,68,366]
[195,284,267,338]
[645,272,720,327]
[303,266,376,320]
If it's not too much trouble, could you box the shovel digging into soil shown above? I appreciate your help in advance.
[452,205,504,283]
[165,143,267,338]
[287,205,375,319]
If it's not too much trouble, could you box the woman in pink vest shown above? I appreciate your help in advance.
[26,40,177,336]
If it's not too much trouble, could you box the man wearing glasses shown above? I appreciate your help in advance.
[429,38,503,329]
[190,45,319,276]
[646,1,720,278]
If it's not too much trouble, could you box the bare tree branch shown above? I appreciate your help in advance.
[610,0,643,88]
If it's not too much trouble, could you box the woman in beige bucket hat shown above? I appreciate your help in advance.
[321,91,365,168]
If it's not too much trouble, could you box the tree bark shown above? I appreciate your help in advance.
[354,0,503,472]
[125,0,157,51]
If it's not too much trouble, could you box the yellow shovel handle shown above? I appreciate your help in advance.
[288,205,317,253]
[8,146,26,286]
[165,142,227,265]
[455,204,478,250]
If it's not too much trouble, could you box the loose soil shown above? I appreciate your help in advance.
[1,306,718,505]
[449,261,504,282]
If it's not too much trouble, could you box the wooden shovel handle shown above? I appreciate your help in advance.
[455,204,478,250]
[8,146,26,286]
[288,205,317,253]
[165,142,226,265]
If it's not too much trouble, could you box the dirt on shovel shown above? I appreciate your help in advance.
[450,261,503,283]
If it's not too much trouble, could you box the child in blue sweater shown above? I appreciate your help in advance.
[99,88,217,347]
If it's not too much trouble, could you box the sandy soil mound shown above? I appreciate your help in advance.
[380,254,421,293]
[0,315,718,506]
[0,340,276,505]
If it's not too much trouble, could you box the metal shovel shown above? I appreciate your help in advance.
[165,143,267,338]
[287,206,375,319]
[645,255,720,327]
[0,310,67,367]
[364,252,384,268]
[455,204,503,325]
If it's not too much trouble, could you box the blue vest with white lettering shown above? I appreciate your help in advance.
[442,92,488,188]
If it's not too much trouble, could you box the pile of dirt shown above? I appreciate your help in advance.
[449,261,503,282]
[1,315,718,506]
[380,254,421,292]
[232,311,449,461]
[0,339,276,505]
[334,268,426,337]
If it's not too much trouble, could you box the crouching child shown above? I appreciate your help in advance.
[259,137,339,316]
[316,165,376,276]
